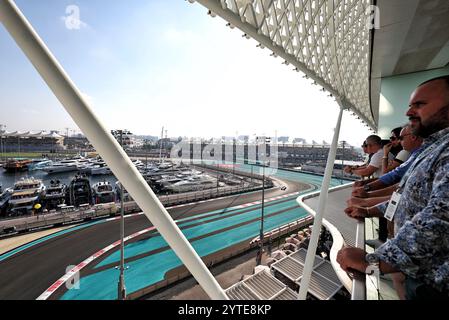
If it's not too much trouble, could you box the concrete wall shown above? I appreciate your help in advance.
[378,66,449,138]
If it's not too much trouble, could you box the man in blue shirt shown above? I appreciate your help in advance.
[337,75,449,299]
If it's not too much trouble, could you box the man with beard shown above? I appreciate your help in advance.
[336,75,449,300]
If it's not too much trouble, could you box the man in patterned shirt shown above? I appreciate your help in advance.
[337,75,449,299]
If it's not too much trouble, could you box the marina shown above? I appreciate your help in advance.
[0,156,269,221]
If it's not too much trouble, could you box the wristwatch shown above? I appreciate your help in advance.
[365,253,380,275]
[363,184,371,192]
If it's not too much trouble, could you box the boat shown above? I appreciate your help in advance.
[155,175,184,190]
[66,174,92,207]
[8,178,46,215]
[131,159,145,170]
[43,179,67,210]
[43,159,79,174]
[76,163,94,174]
[90,162,112,175]
[11,177,46,194]
[158,162,173,170]
[0,188,13,215]
[3,159,32,172]
[115,181,133,202]
[167,175,216,193]
[221,174,242,186]
[28,159,53,171]
[92,181,115,204]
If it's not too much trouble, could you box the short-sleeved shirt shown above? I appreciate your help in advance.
[394,150,410,164]
[368,149,384,178]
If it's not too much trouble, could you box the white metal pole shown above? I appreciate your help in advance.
[297,106,344,300]
[0,0,227,300]
[159,126,164,164]
[118,131,126,300]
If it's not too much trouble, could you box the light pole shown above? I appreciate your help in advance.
[112,129,130,300]
[256,135,270,265]
[216,161,219,194]
[256,160,265,265]
[0,124,4,162]
[159,126,164,164]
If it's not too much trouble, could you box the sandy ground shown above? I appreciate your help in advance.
[0,225,77,255]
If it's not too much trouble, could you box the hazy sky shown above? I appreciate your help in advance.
[0,0,372,146]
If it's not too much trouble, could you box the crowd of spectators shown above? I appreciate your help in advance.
[337,75,449,300]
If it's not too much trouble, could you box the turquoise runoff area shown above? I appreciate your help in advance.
[62,206,306,300]
[61,166,347,300]
[95,197,298,268]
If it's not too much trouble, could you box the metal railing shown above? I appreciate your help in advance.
[296,183,366,299]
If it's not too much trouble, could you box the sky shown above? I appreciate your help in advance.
[0,0,372,146]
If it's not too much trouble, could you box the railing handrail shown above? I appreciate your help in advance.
[296,182,366,299]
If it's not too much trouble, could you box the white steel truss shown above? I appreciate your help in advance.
[193,0,376,129]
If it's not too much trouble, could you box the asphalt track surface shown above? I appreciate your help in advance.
[0,174,306,300]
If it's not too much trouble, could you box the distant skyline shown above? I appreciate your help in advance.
[0,126,353,146]
[0,1,373,147]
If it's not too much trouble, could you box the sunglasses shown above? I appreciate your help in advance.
[390,136,398,141]
[398,134,412,141]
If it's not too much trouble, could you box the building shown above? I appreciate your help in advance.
[165,141,360,167]
[0,130,65,152]
[111,130,134,149]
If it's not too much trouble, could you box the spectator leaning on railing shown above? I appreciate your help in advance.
[348,125,423,205]
[344,135,383,178]
[337,75,449,300]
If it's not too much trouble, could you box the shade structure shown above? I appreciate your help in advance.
[193,0,377,129]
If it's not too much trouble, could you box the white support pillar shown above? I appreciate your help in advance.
[0,0,227,300]
[297,105,344,300]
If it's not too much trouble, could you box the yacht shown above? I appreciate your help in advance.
[43,159,79,174]
[221,174,242,186]
[131,159,145,170]
[76,163,94,174]
[167,175,216,193]
[66,174,92,207]
[155,175,184,190]
[3,159,32,172]
[0,188,13,215]
[158,162,173,170]
[43,179,67,210]
[28,159,53,171]
[92,181,115,204]
[90,162,112,175]
[8,178,46,215]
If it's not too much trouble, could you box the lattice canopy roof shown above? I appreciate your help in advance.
[192,0,377,129]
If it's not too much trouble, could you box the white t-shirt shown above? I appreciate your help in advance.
[394,150,411,163]
[368,149,384,178]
